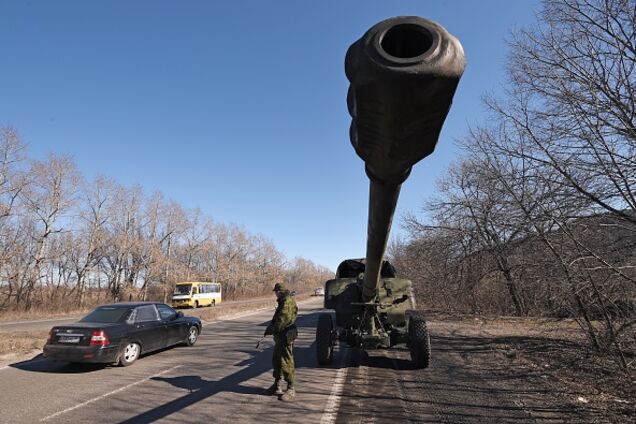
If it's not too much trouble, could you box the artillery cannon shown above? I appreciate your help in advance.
[316,16,464,368]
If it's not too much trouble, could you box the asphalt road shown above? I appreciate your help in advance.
[0,297,581,423]
[0,298,342,423]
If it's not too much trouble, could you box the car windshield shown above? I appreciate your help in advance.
[80,307,130,323]
[174,284,192,295]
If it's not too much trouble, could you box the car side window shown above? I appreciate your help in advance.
[157,304,177,321]
[135,305,159,322]
[125,309,136,324]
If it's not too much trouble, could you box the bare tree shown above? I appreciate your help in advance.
[19,154,80,310]
[415,158,532,315]
[501,0,636,222]
[72,176,113,306]
[101,184,143,301]
[0,127,28,308]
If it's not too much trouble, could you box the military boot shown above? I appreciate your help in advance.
[263,380,284,396]
[280,384,295,401]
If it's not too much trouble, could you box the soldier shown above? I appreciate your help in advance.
[263,282,298,401]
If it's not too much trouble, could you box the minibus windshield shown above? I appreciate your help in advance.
[174,284,192,295]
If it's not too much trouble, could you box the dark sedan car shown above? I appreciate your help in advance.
[43,302,201,366]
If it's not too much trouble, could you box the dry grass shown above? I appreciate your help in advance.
[0,290,120,322]
[0,330,48,361]
[428,313,585,339]
[0,308,93,323]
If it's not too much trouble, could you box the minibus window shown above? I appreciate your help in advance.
[174,284,192,295]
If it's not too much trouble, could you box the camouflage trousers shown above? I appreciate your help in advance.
[272,334,295,384]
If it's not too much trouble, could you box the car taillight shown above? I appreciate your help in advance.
[89,330,110,347]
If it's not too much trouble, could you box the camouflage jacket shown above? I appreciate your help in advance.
[267,291,298,336]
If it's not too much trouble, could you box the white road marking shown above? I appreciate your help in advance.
[39,365,182,422]
[320,348,351,424]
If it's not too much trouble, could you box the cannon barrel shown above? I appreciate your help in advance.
[345,16,465,302]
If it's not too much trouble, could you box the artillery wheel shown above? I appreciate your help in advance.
[408,316,431,369]
[316,313,334,365]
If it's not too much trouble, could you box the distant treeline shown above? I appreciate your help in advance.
[390,0,635,368]
[0,127,332,313]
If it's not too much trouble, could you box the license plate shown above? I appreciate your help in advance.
[58,336,80,343]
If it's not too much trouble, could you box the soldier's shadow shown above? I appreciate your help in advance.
[120,312,335,423]
[117,342,315,423]
[148,342,319,399]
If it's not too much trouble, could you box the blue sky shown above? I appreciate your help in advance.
[0,0,541,271]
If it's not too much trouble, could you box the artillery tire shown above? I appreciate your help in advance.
[316,313,334,365]
[408,316,431,369]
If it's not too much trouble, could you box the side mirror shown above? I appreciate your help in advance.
[176,311,184,319]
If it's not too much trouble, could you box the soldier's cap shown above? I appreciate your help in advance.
[273,282,286,292]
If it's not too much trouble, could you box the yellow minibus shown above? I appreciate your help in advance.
[172,282,222,308]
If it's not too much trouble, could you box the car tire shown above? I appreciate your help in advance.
[212,299,216,307]
[119,342,140,367]
[185,326,199,346]
[193,301,199,309]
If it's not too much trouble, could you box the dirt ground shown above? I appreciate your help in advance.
[335,312,634,423]
[424,313,635,423]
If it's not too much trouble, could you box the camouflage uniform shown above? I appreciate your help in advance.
[264,283,298,398]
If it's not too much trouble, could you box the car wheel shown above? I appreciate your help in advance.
[119,342,140,367]
[185,326,199,346]
[193,301,199,309]
[212,299,216,307]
